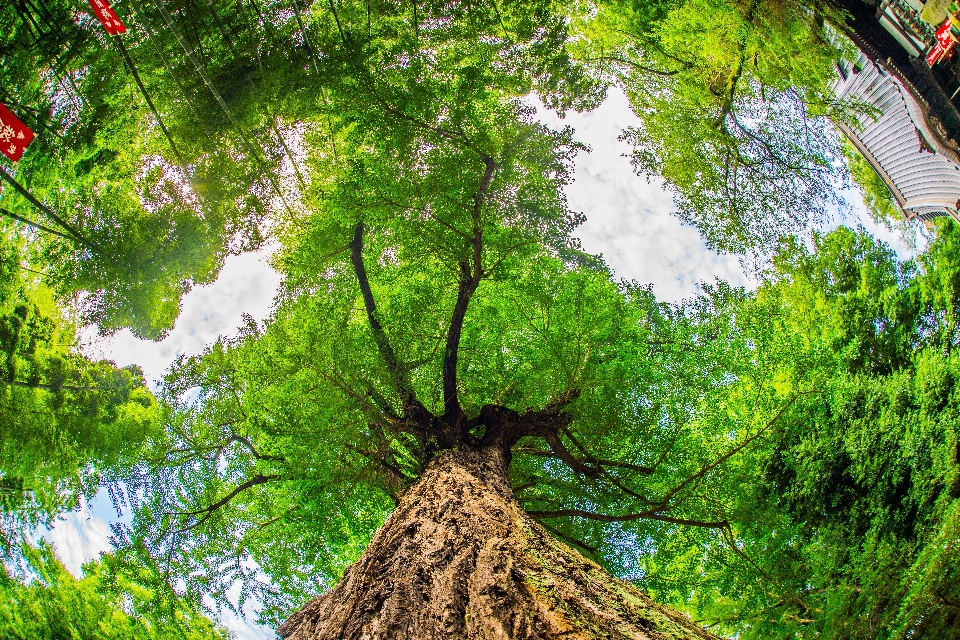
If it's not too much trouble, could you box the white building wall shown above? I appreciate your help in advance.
[833,54,960,222]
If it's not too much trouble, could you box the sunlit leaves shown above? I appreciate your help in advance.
[0,542,227,639]
[576,0,854,254]
[0,231,160,553]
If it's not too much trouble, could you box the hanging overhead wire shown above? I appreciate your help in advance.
[149,0,298,217]
[200,0,308,190]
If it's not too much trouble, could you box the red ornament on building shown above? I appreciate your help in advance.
[936,19,954,49]
[87,0,127,36]
[928,20,956,66]
[0,104,35,163]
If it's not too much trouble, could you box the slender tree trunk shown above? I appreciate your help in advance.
[279,447,716,640]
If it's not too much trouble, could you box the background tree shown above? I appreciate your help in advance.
[572,0,862,255]
[0,0,288,338]
[0,230,160,554]
[638,225,960,638]
[0,542,227,639]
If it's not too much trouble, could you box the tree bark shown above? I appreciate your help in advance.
[278,447,717,640]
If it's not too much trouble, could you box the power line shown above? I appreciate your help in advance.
[200,0,308,190]
[149,0,297,217]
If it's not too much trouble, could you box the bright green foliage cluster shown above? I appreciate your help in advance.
[574,0,854,253]
[0,231,159,551]
[0,543,227,640]
[1,0,276,338]
[666,225,960,638]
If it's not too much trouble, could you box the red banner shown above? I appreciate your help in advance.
[927,41,956,67]
[0,104,35,163]
[87,0,127,36]
[936,20,953,49]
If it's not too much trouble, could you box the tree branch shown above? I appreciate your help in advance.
[528,508,729,529]
[349,223,429,423]
[0,206,75,241]
[0,167,107,257]
[442,157,494,428]
[539,520,598,555]
[173,473,279,533]
[579,55,679,76]
[513,448,655,473]
[543,431,599,478]
[0,379,99,392]
[654,391,813,509]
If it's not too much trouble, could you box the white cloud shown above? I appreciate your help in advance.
[44,501,112,578]
[532,90,748,302]
[82,249,282,387]
[206,584,277,640]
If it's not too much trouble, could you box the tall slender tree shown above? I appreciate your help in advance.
[109,2,814,637]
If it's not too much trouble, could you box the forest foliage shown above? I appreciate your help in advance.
[0,542,227,639]
[0,0,956,639]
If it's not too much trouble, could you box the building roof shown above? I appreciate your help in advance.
[833,54,960,222]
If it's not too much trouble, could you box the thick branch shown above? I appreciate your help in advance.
[543,431,599,478]
[349,223,428,424]
[349,222,404,384]
[529,509,729,529]
[174,473,278,533]
[0,379,99,392]
[442,157,495,428]
[514,448,655,473]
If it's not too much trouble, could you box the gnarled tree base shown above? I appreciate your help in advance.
[279,447,715,640]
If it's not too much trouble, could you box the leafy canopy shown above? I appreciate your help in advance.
[573,0,855,253]
[4,2,956,640]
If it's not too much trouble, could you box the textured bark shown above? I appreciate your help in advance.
[278,447,717,640]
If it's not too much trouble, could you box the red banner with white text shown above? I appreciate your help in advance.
[0,104,35,163]
[87,0,127,35]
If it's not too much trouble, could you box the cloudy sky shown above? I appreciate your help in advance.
[50,89,916,639]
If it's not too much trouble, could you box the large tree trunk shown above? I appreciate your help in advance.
[278,447,716,640]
